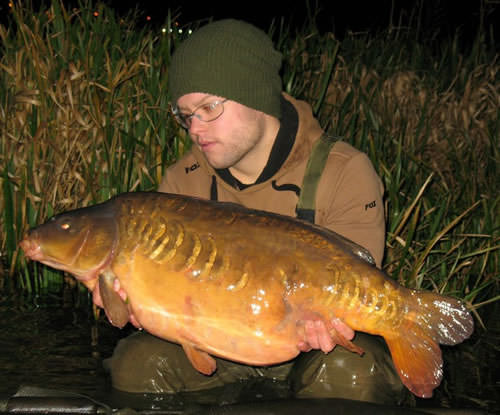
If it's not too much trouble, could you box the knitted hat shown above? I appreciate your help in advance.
[168,19,283,119]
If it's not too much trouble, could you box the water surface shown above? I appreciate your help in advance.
[0,296,120,400]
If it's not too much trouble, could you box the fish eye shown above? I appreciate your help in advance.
[60,222,71,230]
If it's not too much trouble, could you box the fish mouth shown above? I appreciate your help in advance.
[19,235,90,279]
[19,236,44,261]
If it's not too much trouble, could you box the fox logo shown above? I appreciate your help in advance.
[365,200,376,210]
[185,162,200,174]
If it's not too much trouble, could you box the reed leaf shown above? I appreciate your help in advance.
[409,201,482,288]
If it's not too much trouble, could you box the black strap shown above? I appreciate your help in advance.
[210,175,218,201]
[296,134,339,223]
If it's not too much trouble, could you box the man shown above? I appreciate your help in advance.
[103,18,407,405]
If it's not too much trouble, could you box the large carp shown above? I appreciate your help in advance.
[20,192,473,398]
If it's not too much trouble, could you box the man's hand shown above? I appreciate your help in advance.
[298,318,355,353]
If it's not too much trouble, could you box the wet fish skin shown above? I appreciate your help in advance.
[19,192,474,399]
[99,271,129,328]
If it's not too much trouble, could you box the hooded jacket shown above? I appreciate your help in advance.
[158,94,385,267]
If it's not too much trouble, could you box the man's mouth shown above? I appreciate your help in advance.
[198,140,215,151]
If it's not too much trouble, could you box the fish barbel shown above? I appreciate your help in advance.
[19,192,473,398]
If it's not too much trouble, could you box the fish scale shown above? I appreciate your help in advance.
[19,191,474,399]
[122,199,246,287]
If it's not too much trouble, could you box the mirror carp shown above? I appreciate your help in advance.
[20,192,473,398]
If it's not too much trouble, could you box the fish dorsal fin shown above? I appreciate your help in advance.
[182,343,217,375]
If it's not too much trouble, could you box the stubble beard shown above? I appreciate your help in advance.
[204,123,263,170]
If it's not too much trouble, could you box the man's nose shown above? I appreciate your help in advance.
[188,116,206,136]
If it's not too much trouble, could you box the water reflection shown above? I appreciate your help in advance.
[0,297,121,400]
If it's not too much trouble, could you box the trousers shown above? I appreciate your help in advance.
[106,331,410,406]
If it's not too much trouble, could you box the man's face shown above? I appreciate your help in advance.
[175,93,267,170]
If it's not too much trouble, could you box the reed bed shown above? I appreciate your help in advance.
[0,0,498,409]
[0,1,496,304]
[0,0,190,292]
[276,17,499,319]
[1,0,498,312]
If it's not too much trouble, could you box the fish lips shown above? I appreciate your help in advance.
[20,235,45,262]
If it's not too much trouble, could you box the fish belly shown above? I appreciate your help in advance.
[112,251,304,366]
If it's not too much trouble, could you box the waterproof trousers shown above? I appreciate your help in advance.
[106,331,410,405]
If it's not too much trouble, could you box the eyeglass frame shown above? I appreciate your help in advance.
[170,98,229,129]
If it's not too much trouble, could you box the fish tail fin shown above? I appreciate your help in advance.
[385,291,473,398]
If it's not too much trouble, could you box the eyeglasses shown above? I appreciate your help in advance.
[171,98,228,129]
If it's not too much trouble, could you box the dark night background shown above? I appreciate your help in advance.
[3,0,498,49]
[107,0,499,47]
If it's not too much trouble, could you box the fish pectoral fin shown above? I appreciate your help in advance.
[182,343,217,375]
[99,270,129,329]
[329,327,364,355]
[385,328,442,399]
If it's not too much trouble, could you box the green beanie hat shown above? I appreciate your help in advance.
[168,19,283,119]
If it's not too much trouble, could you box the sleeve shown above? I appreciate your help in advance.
[319,152,386,268]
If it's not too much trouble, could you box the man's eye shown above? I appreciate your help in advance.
[201,103,215,113]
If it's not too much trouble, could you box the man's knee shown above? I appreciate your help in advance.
[290,333,410,405]
[106,331,220,393]
[106,331,276,394]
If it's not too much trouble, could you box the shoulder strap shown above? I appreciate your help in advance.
[296,134,339,223]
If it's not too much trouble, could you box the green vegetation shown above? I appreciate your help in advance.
[1,0,498,310]
[0,0,190,292]
[4,0,497,309]
[276,14,499,321]
[0,0,498,409]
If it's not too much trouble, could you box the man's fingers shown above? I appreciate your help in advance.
[113,277,128,302]
[315,320,335,353]
[129,313,142,329]
[302,320,336,353]
[297,318,355,354]
[304,320,320,349]
[297,341,313,352]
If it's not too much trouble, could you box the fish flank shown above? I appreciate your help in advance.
[347,277,361,311]
[148,218,168,257]
[362,288,377,309]
[227,271,249,291]
[156,220,184,264]
[323,263,341,307]
[226,262,251,292]
[340,279,352,309]
[184,232,201,270]
[149,225,170,260]
[224,213,237,225]
[201,236,217,278]
[139,223,153,248]
[279,268,288,288]
[209,251,230,281]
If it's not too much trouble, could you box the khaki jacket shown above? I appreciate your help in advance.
[159,94,385,267]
